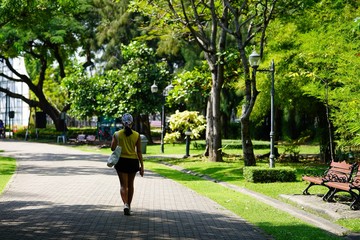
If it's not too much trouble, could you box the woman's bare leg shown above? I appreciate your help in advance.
[116,171,128,204]
[127,172,137,206]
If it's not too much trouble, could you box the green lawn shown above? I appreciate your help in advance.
[0,156,16,194]
[78,139,321,156]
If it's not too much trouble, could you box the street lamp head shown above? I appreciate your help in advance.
[163,83,174,96]
[151,81,158,93]
[249,50,261,68]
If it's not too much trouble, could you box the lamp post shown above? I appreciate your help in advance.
[184,129,192,157]
[4,93,9,138]
[249,50,276,168]
[151,81,174,153]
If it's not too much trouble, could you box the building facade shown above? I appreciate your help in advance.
[0,58,30,132]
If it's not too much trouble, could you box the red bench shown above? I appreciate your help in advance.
[324,163,360,210]
[302,161,357,200]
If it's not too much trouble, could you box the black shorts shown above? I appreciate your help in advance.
[115,157,140,173]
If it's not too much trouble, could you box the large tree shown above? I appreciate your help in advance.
[64,41,171,142]
[220,0,277,165]
[0,0,99,131]
[130,0,279,164]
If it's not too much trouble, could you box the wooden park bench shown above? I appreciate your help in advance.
[85,135,96,144]
[324,163,360,210]
[68,134,87,144]
[302,161,357,200]
[68,134,97,144]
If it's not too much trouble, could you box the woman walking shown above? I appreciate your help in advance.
[110,113,144,215]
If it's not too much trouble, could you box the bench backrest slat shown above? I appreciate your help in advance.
[323,161,355,182]
[351,164,360,187]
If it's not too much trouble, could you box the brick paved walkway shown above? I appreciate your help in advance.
[0,140,271,240]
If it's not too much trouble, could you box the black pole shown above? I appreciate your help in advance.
[185,134,190,157]
[161,104,165,153]
[251,59,276,168]
[5,94,9,138]
[269,60,275,168]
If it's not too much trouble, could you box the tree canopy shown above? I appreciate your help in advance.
[251,0,360,159]
[64,41,171,118]
[0,0,99,130]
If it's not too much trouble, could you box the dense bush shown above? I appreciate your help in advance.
[243,166,296,183]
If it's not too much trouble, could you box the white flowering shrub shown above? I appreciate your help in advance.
[164,110,206,144]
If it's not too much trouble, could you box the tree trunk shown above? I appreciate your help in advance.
[140,114,153,144]
[42,105,65,132]
[239,64,259,166]
[203,98,211,157]
[208,78,223,162]
[241,117,256,166]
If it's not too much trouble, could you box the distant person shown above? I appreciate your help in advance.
[0,119,4,138]
[110,113,144,215]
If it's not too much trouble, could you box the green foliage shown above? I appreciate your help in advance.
[110,41,172,116]
[95,0,143,70]
[225,122,242,139]
[168,62,210,111]
[0,0,101,130]
[280,136,311,162]
[243,166,297,183]
[62,65,110,118]
[257,0,360,146]
[282,143,300,162]
[64,41,171,118]
[164,110,206,144]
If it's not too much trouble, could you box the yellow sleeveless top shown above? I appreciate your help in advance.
[115,129,139,159]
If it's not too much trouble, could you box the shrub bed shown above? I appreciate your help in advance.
[243,166,296,183]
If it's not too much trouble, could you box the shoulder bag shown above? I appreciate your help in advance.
[107,131,121,167]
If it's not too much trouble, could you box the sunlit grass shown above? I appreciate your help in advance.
[0,156,16,194]
[74,139,321,156]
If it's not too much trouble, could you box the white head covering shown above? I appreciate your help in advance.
[122,113,133,127]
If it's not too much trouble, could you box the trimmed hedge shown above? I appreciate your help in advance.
[13,127,97,141]
[193,143,269,150]
[243,166,296,183]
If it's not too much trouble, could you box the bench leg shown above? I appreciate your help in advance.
[303,182,315,195]
[350,201,360,210]
[349,190,360,210]
[324,188,338,202]
[322,188,334,201]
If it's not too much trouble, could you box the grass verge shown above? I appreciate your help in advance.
[0,156,16,194]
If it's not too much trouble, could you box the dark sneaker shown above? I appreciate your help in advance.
[124,204,130,216]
